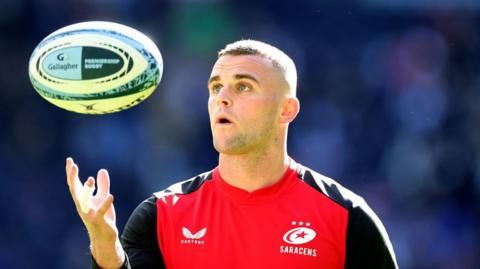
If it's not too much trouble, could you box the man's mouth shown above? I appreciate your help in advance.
[215,114,234,125]
[218,118,231,124]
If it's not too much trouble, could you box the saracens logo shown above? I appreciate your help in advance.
[280,221,317,257]
[283,226,316,244]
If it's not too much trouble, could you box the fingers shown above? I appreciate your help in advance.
[66,157,74,186]
[66,157,73,171]
[96,169,111,199]
[66,158,80,187]
[66,158,86,216]
[65,158,116,225]
[66,159,80,198]
[66,158,95,213]
[97,194,114,218]
[85,176,95,188]
[79,177,96,214]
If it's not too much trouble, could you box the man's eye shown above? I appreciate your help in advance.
[211,84,222,93]
[238,84,251,92]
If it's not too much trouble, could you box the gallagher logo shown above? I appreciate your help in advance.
[280,221,317,257]
[180,227,207,245]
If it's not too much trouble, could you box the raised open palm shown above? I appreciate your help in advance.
[66,157,118,241]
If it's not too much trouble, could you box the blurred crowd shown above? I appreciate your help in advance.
[0,1,479,268]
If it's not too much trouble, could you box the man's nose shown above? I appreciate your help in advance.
[216,86,232,107]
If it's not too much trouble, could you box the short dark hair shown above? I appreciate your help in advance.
[218,39,297,95]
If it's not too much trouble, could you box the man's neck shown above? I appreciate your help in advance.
[218,149,290,193]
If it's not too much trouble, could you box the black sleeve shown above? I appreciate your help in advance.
[344,203,398,269]
[91,196,166,269]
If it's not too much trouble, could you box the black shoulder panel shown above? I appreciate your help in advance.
[344,205,398,269]
[296,164,398,269]
[180,171,214,194]
[154,171,214,198]
[297,165,359,210]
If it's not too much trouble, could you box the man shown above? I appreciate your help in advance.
[66,40,398,269]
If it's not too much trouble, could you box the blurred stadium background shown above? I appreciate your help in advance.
[0,0,479,268]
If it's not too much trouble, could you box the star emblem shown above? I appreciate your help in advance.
[295,231,308,239]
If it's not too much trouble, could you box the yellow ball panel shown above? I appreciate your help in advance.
[39,86,156,114]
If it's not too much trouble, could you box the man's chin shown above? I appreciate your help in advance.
[213,145,237,155]
[213,140,248,155]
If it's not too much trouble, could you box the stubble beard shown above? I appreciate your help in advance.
[213,133,251,155]
[213,125,277,156]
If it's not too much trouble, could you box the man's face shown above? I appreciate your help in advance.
[208,54,288,155]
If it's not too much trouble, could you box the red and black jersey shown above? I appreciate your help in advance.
[92,160,398,269]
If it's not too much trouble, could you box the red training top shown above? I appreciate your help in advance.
[92,160,398,269]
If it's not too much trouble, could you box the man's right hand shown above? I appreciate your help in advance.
[66,157,125,269]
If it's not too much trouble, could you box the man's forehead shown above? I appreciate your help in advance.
[210,54,277,79]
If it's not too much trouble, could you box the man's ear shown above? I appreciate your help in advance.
[280,97,300,124]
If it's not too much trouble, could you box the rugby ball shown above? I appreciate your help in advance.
[28,21,163,114]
